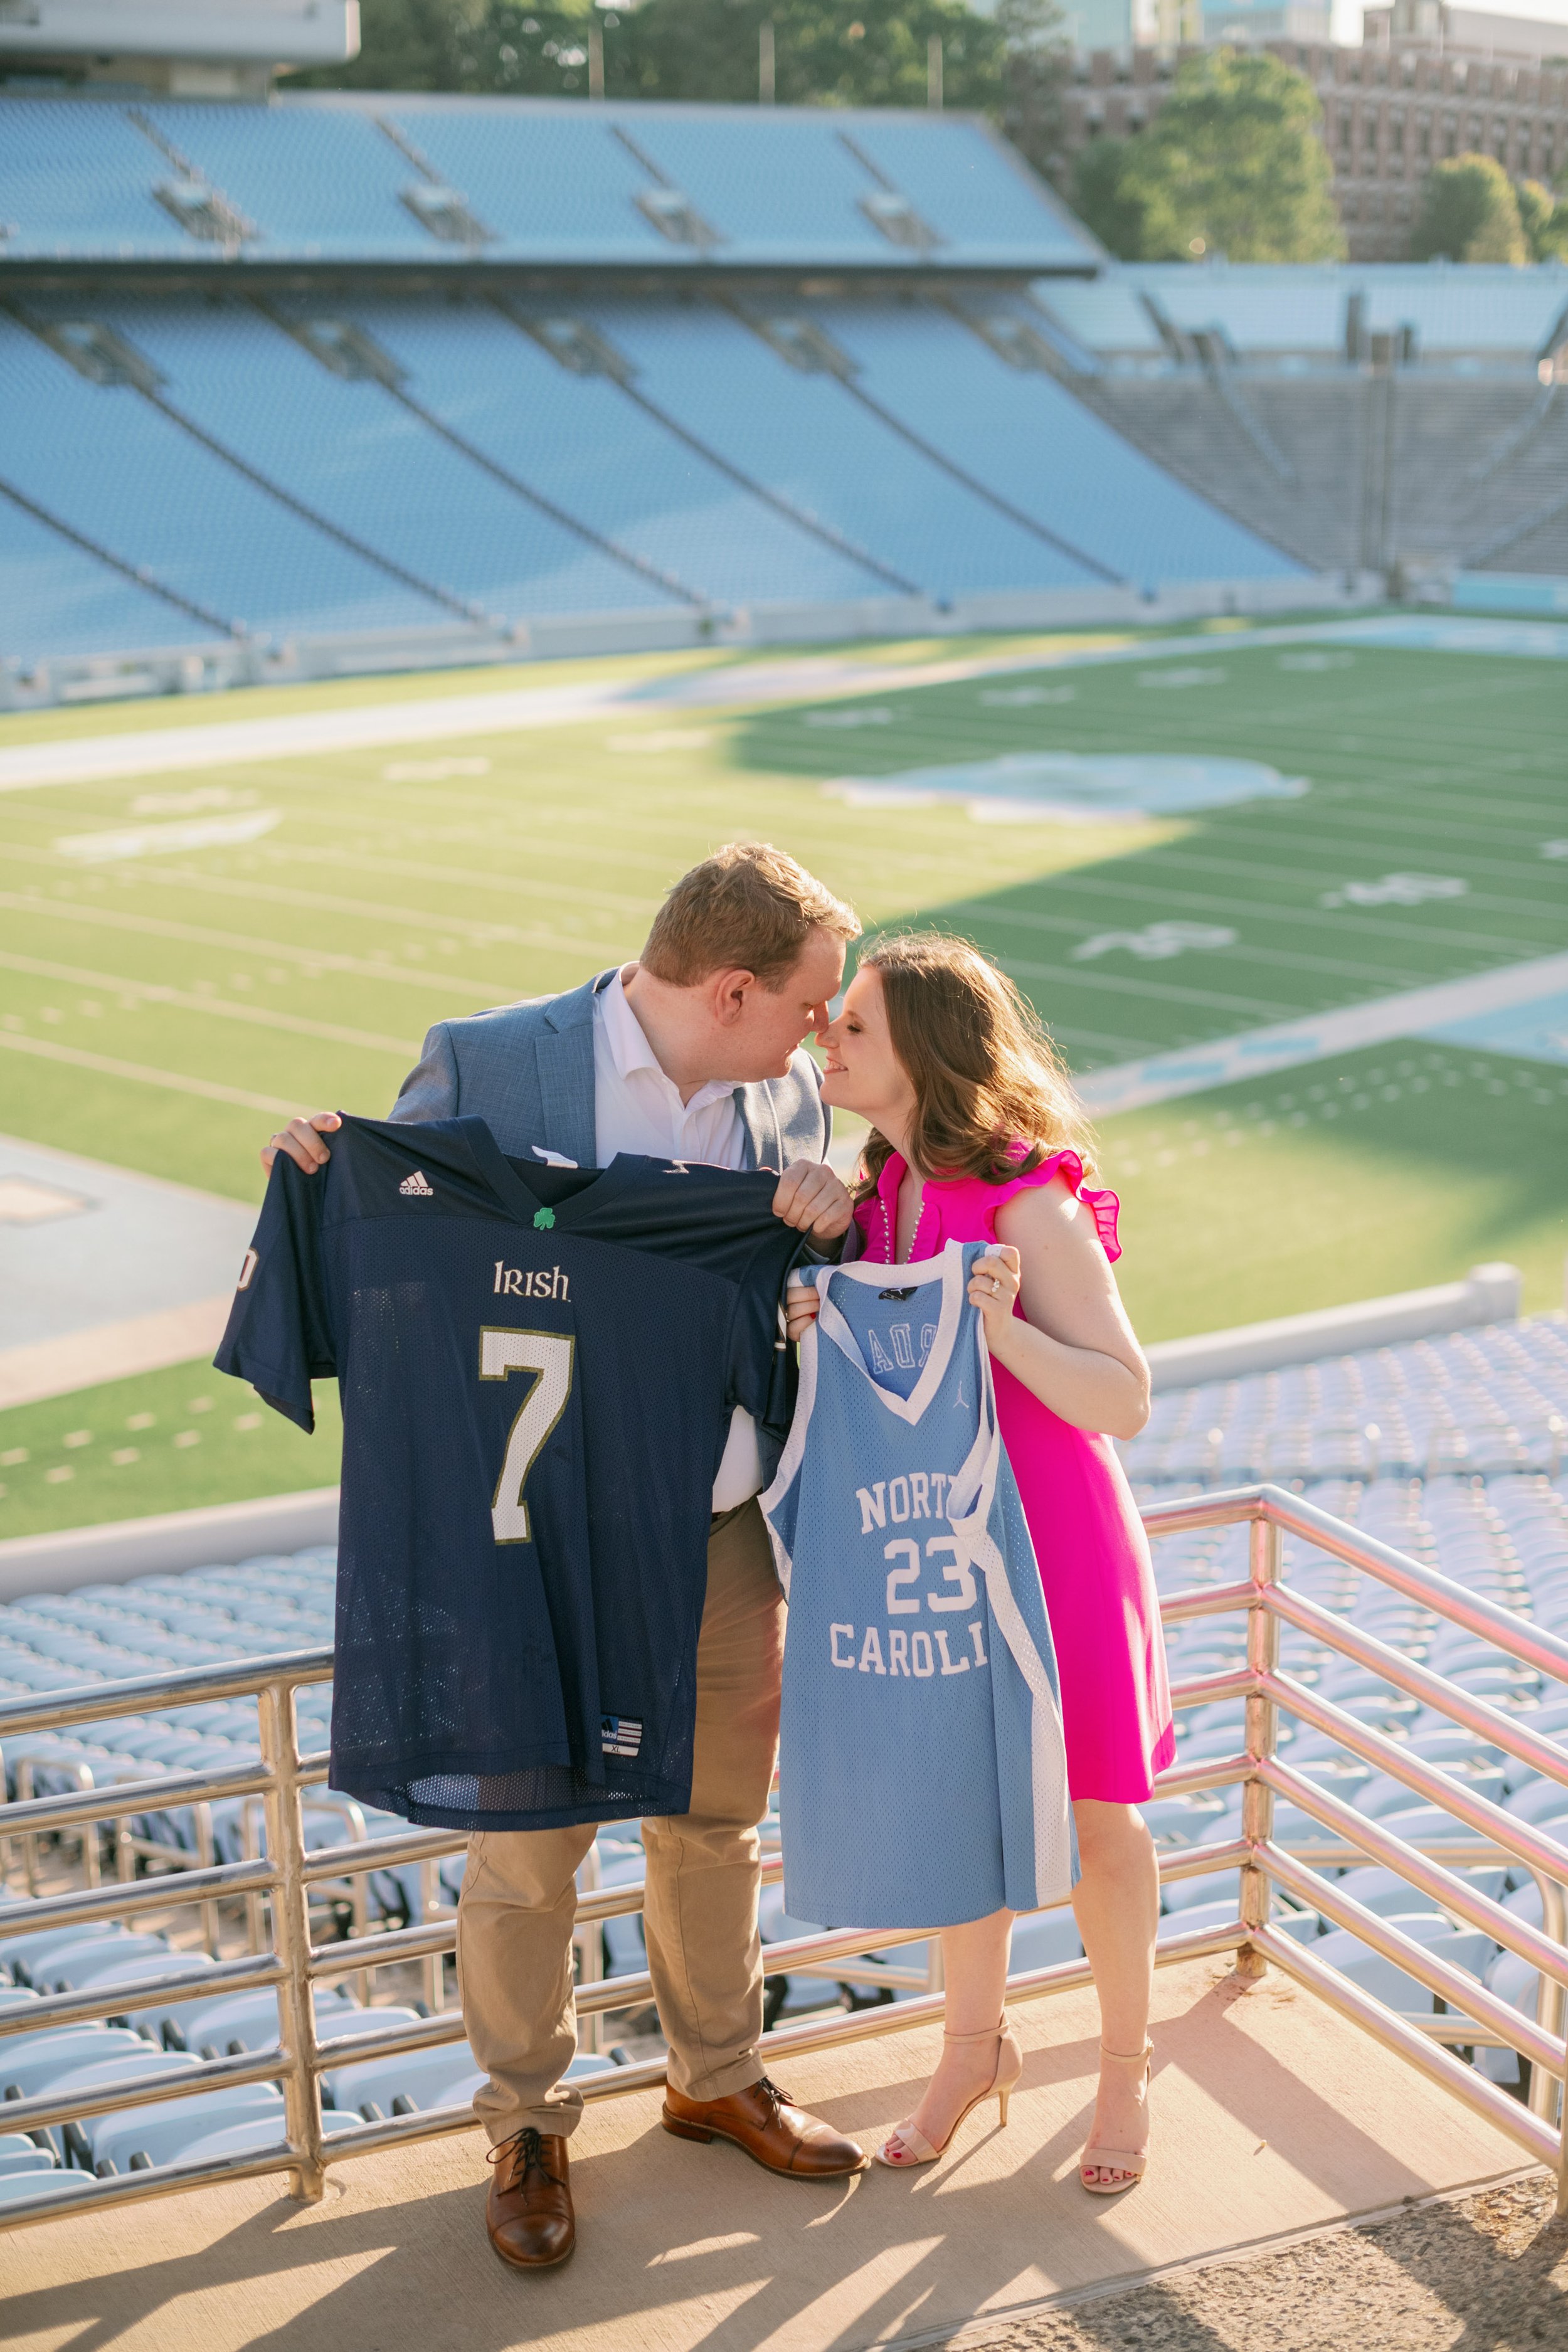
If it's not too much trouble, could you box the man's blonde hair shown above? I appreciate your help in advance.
[641,844,860,989]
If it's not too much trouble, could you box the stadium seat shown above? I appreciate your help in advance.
[90,2085,290,2176]
[1009,1910,1084,1971]
[0,2132,58,2176]
[0,2169,91,2205]
[167,2111,366,2166]
[320,2040,484,2121]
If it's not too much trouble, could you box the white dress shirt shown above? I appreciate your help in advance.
[591,970,765,1510]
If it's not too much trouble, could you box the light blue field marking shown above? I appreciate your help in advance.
[1078,953,1568,1116]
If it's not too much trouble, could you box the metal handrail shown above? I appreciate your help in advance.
[0,1481,1563,2230]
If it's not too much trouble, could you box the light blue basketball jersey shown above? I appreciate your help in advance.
[762,1241,1075,1930]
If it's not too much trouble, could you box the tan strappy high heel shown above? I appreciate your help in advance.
[874,2016,1024,2169]
[1079,2038,1152,2195]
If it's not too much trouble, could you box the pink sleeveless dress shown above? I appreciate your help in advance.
[854,1150,1174,1804]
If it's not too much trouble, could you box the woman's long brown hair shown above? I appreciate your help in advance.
[851,931,1096,1199]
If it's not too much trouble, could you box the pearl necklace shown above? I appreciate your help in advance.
[877,1163,933,1265]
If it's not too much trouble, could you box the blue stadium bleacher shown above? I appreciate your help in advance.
[817,305,1302,585]
[581,300,1101,600]
[1133,266,1350,357]
[0,490,222,669]
[0,310,438,642]
[85,298,679,622]
[1059,262,1568,364]
[845,113,1089,267]
[609,109,895,262]
[0,94,1098,272]
[0,97,191,260]
[1034,275,1167,360]
[340,299,891,608]
[1128,1309,1568,2090]
[381,103,669,262]
[0,92,1325,669]
[140,100,425,258]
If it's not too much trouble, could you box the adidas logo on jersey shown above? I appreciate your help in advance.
[398,1170,434,1197]
[601,1713,644,1757]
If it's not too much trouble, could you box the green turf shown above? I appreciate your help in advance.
[0,1357,342,1541]
[1,624,1562,1534]
[742,641,1567,1067]
[1099,1039,1568,1343]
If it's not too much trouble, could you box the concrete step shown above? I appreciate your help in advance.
[0,1957,1534,2352]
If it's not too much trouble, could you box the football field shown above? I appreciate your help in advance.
[2,616,1565,1534]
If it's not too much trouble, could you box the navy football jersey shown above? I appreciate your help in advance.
[215,1114,802,1831]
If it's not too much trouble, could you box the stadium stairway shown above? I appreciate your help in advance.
[0,1961,1529,2350]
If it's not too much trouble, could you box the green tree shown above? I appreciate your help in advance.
[1116,48,1343,263]
[1517,176,1568,262]
[993,0,1071,187]
[1409,153,1528,263]
[1071,134,1148,258]
[296,0,1071,125]
[608,0,1004,111]
[294,0,488,90]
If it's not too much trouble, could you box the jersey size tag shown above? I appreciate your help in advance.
[601,1714,644,1758]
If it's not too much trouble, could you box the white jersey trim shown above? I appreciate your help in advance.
[765,1241,1073,1906]
[815,1244,964,1428]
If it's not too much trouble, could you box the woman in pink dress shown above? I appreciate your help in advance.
[787,931,1172,2193]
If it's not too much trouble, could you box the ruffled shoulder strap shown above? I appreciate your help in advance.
[982,1149,1121,1263]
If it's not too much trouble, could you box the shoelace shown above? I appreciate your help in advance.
[490,2126,561,2188]
[751,2076,795,2116]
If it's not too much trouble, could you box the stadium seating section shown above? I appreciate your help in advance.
[0,91,1308,668]
[1036,261,1568,585]
[2,1307,1564,2179]
[0,94,1094,269]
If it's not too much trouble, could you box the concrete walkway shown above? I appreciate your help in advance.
[0,1961,1532,2352]
[0,1133,254,1409]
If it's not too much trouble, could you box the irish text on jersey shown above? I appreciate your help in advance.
[494,1261,570,1300]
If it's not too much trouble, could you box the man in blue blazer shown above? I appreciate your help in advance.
[264,845,866,2270]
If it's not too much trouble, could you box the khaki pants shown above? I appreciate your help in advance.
[458,1498,785,2146]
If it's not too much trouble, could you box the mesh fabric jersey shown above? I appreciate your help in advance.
[216,1115,802,1830]
[763,1241,1075,1931]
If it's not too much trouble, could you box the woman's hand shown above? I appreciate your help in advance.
[970,1248,1022,1345]
[785,1280,822,1344]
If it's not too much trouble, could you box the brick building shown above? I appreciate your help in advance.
[1060,36,1568,261]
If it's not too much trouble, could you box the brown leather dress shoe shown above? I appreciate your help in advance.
[485,2127,575,2269]
[662,2075,866,2178]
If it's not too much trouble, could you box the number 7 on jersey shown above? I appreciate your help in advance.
[480,1328,576,1544]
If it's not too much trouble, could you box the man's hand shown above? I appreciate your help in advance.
[771,1159,852,1242]
[262,1111,341,1177]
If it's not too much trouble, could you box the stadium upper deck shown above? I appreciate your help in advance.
[0,91,1096,274]
[1041,261,1568,373]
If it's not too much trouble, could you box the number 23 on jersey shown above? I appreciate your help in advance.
[480,1327,576,1543]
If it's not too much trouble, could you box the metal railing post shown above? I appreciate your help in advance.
[576,1843,603,2055]
[418,1859,445,2014]
[257,1677,326,2204]
[1238,1509,1283,1979]
[1530,1867,1568,2212]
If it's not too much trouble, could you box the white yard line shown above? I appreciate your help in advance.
[0,1029,304,1116]
[4,615,1564,794]
[1077,952,1568,1116]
